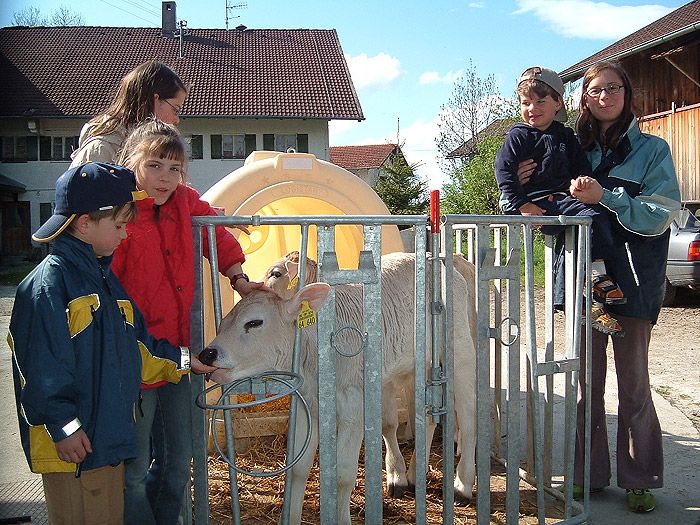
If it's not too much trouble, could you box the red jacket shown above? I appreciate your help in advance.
[112,184,244,387]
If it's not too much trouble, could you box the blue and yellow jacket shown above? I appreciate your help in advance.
[591,118,681,322]
[8,233,190,474]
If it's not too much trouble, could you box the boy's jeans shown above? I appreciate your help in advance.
[124,376,193,525]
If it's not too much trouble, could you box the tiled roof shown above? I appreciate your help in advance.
[0,26,364,120]
[329,144,398,169]
[560,0,700,82]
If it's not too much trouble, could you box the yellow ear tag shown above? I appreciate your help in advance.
[296,300,317,329]
[287,275,299,291]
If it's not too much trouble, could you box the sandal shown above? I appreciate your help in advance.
[592,274,627,305]
[587,304,625,337]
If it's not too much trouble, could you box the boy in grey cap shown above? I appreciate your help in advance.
[495,66,625,335]
[8,162,213,524]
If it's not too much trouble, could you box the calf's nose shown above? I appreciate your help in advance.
[198,346,218,366]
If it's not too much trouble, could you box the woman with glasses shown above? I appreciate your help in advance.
[70,60,186,167]
[521,60,680,512]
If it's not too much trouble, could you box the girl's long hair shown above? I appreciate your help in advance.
[576,61,635,152]
[118,119,188,183]
[84,61,186,140]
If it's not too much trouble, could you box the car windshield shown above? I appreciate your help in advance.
[678,204,700,228]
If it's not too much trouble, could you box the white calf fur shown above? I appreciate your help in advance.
[202,252,476,525]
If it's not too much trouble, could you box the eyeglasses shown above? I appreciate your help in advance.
[586,83,623,98]
[162,98,181,116]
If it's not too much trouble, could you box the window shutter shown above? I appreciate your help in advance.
[39,136,51,161]
[244,134,256,156]
[263,134,274,151]
[210,135,222,159]
[297,134,308,153]
[26,136,38,161]
[191,135,203,159]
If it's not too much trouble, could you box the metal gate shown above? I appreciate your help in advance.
[187,211,592,524]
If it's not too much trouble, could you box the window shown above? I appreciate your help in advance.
[186,135,203,160]
[33,135,79,161]
[0,136,39,162]
[210,134,256,159]
[263,133,309,153]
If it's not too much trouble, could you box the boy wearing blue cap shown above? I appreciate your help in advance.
[7,162,213,524]
[495,66,626,336]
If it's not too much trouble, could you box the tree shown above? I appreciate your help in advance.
[12,5,84,26]
[374,155,429,216]
[441,134,503,216]
[435,60,517,171]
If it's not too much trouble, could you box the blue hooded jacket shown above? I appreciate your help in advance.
[8,233,189,473]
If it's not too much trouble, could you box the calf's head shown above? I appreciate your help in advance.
[199,283,330,384]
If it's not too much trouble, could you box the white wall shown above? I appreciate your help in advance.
[179,118,329,191]
[0,117,330,238]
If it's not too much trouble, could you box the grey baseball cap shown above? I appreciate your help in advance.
[518,66,568,122]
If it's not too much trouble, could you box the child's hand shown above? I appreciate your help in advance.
[570,176,595,191]
[190,351,219,375]
[234,279,266,297]
[519,202,545,216]
[571,177,604,204]
[55,429,92,464]
[517,159,537,185]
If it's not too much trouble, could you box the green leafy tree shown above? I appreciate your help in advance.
[375,156,429,215]
[441,134,503,216]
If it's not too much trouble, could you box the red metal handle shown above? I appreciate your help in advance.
[430,189,440,233]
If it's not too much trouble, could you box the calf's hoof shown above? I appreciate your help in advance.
[387,481,411,499]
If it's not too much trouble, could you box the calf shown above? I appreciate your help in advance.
[200,252,476,525]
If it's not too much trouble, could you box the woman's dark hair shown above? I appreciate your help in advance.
[84,61,187,140]
[576,61,635,151]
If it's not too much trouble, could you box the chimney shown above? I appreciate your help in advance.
[162,1,176,38]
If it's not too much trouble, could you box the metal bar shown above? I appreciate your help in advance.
[523,226,545,525]
[506,224,522,524]
[281,223,311,525]
[190,224,210,524]
[316,225,338,525]
[362,224,384,522]
[413,226,428,524]
[543,234,555,488]
[440,233,456,524]
[475,223,492,524]
[493,226,503,456]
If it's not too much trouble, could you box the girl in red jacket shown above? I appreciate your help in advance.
[113,120,261,524]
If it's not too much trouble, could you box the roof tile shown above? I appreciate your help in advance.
[0,26,364,120]
[329,144,398,169]
[560,0,700,81]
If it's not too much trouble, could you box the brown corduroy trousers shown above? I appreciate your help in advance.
[574,314,663,490]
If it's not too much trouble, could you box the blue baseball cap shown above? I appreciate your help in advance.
[33,162,147,243]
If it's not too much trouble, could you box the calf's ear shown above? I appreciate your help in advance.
[285,283,331,317]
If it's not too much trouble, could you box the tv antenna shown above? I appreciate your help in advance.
[225,1,248,29]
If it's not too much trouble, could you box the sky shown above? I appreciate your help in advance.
[0,0,687,188]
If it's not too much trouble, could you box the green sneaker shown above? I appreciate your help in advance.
[627,489,656,512]
[571,484,604,500]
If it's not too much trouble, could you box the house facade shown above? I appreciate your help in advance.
[0,5,363,256]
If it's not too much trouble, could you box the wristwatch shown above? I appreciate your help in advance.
[231,273,249,287]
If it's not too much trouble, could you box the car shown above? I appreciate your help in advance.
[663,201,700,306]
